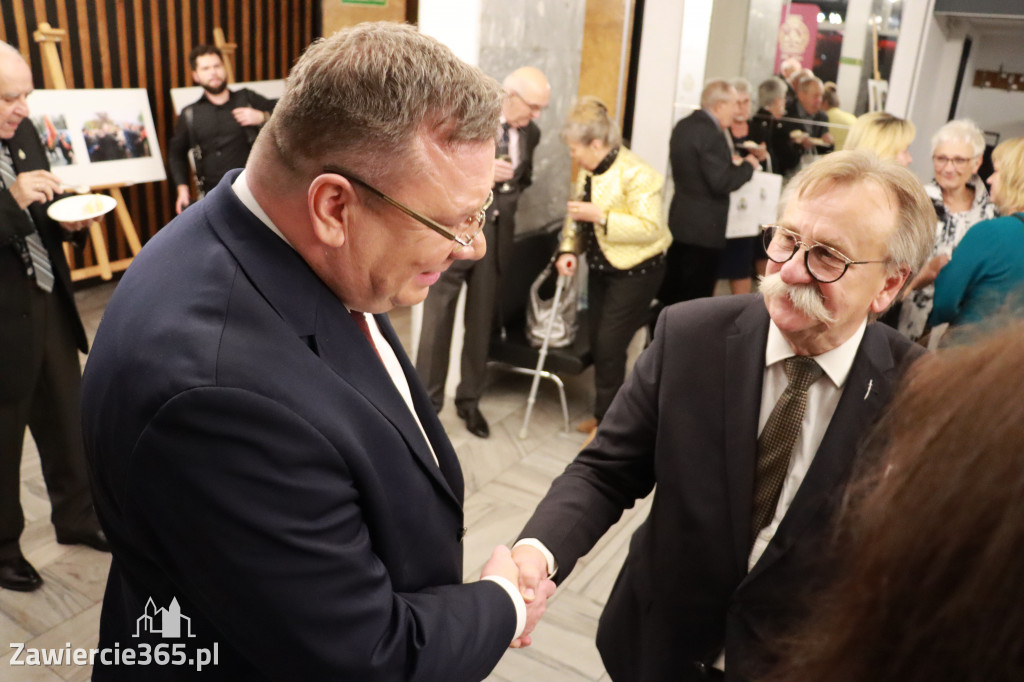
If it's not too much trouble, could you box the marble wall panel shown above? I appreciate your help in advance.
[479,0,587,234]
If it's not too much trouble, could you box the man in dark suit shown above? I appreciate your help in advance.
[777,75,835,178]
[0,42,107,593]
[416,67,548,438]
[662,79,760,307]
[511,151,936,681]
[82,24,553,680]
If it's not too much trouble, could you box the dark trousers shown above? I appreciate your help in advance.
[589,261,665,421]
[0,288,98,560]
[659,241,723,308]
[417,214,505,412]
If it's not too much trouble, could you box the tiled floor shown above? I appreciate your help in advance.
[1,281,654,681]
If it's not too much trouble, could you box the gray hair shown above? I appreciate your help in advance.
[781,150,935,279]
[797,74,824,93]
[730,77,752,96]
[561,95,621,147]
[701,79,735,110]
[930,118,986,158]
[757,77,787,109]
[265,22,503,183]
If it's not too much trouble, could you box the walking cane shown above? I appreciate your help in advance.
[519,272,568,439]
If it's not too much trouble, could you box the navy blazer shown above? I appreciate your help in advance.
[82,173,516,681]
[667,109,755,249]
[0,119,87,400]
[520,294,923,682]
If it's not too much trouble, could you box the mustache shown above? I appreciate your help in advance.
[759,272,835,325]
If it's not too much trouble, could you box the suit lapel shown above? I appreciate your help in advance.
[205,175,462,508]
[723,298,772,574]
[745,323,896,582]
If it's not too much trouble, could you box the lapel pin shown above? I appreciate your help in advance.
[18,149,26,160]
[864,379,873,400]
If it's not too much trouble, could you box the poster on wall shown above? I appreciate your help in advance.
[169,79,285,115]
[26,88,165,187]
[774,4,820,72]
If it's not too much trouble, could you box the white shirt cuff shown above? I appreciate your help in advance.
[481,575,526,641]
[512,538,558,579]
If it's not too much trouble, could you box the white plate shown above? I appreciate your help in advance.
[46,194,117,222]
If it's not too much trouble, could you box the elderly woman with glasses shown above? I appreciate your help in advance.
[929,137,1024,338]
[556,96,672,437]
[898,119,997,341]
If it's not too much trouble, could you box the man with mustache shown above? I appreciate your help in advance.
[511,151,935,681]
[168,45,275,214]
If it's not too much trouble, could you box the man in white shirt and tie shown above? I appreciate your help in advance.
[511,150,936,682]
[416,66,550,439]
[0,41,108,594]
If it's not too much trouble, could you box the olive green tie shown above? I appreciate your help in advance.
[751,356,823,541]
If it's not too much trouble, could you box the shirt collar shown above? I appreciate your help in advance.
[231,169,295,250]
[701,108,722,131]
[765,318,868,388]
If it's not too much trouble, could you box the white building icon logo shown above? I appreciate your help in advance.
[133,597,196,638]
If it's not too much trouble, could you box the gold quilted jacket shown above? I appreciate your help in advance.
[558,146,672,271]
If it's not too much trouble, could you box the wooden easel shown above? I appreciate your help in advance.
[213,28,237,84]
[34,21,143,281]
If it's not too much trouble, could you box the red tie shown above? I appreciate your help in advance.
[350,310,383,362]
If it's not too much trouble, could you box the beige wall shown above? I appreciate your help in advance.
[322,0,407,35]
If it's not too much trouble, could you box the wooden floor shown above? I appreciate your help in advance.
[1,281,652,681]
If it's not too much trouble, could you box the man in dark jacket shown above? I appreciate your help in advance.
[661,79,760,306]
[0,41,108,593]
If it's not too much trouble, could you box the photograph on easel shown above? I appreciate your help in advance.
[25,88,166,188]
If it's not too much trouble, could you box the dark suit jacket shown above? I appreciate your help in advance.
[776,102,831,177]
[748,108,787,177]
[0,119,87,401]
[492,119,540,275]
[519,295,923,682]
[668,109,755,250]
[82,173,516,681]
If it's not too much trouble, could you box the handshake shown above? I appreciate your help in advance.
[481,544,557,649]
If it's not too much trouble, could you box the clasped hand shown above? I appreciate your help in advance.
[481,544,556,648]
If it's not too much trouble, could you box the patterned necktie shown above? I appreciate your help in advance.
[349,310,382,363]
[751,356,823,540]
[0,144,54,293]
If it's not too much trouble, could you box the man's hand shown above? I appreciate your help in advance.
[509,544,556,648]
[7,169,62,209]
[556,253,577,277]
[821,131,835,146]
[748,144,768,162]
[905,253,951,294]
[742,153,760,169]
[481,544,519,586]
[232,107,268,127]
[60,219,92,232]
[175,185,191,215]
[493,158,515,183]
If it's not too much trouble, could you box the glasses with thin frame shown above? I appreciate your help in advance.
[321,165,493,248]
[510,90,546,114]
[932,154,978,170]
[761,224,888,283]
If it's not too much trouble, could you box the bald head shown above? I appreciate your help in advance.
[0,42,33,140]
[502,66,550,128]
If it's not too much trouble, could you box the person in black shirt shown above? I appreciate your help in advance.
[168,45,275,213]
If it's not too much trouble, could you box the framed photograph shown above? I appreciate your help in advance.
[26,88,165,187]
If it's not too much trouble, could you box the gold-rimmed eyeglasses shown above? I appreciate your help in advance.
[509,90,546,114]
[321,165,493,248]
[761,224,889,283]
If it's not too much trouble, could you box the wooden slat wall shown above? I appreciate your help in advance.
[0,1,319,279]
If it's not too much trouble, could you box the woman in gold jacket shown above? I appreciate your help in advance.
[556,96,672,436]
